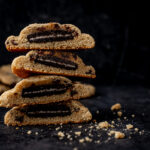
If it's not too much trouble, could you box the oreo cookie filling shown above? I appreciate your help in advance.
[30,54,78,70]
[27,30,78,43]
[22,83,72,98]
[20,103,72,118]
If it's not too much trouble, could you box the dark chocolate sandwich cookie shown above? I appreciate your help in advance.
[4,100,92,126]
[12,50,96,78]
[0,75,95,108]
[5,22,95,52]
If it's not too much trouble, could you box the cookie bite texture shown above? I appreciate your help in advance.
[5,22,95,51]
[0,75,95,108]
[4,100,92,126]
[12,50,96,78]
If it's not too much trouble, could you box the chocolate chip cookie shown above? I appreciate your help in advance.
[5,22,95,52]
[4,100,92,126]
[0,75,95,108]
[0,64,21,86]
[12,50,96,78]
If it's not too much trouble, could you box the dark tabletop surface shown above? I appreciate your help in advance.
[0,85,150,150]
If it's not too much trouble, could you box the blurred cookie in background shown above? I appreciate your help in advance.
[0,84,10,95]
[0,64,21,86]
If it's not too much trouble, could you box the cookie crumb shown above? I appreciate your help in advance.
[95,140,100,144]
[27,130,32,135]
[108,130,125,139]
[111,103,121,111]
[114,131,125,139]
[134,128,139,132]
[126,124,134,129]
[58,131,65,138]
[117,111,122,117]
[124,117,127,120]
[111,121,115,124]
[55,127,60,131]
[85,136,92,142]
[75,131,81,136]
[79,138,85,143]
[96,110,99,114]
[98,121,110,129]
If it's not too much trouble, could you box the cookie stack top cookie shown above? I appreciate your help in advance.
[5,22,95,51]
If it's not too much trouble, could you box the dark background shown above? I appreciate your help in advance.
[0,1,150,150]
[0,0,150,85]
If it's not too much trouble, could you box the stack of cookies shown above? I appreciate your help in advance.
[0,22,96,126]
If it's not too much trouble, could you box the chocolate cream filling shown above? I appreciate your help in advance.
[30,54,78,70]
[27,30,78,43]
[20,103,72,118]
[22,84,72,98]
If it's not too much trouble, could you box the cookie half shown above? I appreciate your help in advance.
[0,64,21,86]
[0,84,10,95]
[0,75,95,108]
[5,22,95,52]
[4,100,92,126]
[12,50,96,78]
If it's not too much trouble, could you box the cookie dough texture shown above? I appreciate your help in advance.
[12,50,96,78]
[0,75,95,108]
[0,64,21,86]
[5,22,95,52]
[4,100,92,126]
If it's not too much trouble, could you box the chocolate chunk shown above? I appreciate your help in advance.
[27,30,78,43]
[22,84,72,98]
[73,107,80,112]
[15,116,24,122]
[73,53,77,60]
[70,90,78,96]
[11,40,18,45]
[85,69,93,74]
[30,54,78,70]
[21,103,71,118]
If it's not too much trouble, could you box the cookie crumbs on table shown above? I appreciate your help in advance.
[126,124,134,129]
[111,103,121,111]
